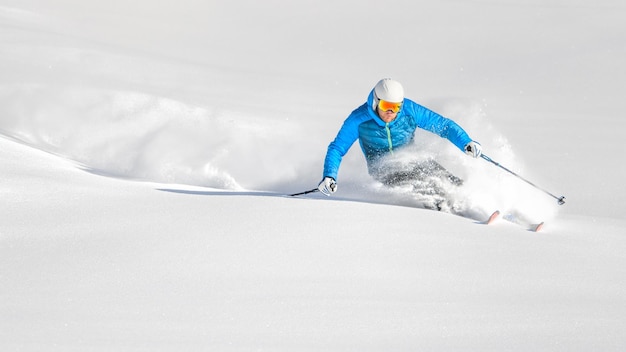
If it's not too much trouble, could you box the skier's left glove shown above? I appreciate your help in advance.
[317,177,337,196]
[464,141,482,158]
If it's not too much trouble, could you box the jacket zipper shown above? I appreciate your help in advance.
[385,123,393,154]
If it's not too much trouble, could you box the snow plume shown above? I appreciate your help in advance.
[0,85,312,190]
[440,100,558,223]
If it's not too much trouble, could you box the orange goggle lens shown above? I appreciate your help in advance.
[378,99,402,113]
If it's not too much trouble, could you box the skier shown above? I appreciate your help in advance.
[317,78,482,208]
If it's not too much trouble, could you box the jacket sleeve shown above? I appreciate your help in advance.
[322,112,362,180]
[408,100,472,152]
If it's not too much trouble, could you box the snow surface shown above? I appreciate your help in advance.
[1,0,625,351]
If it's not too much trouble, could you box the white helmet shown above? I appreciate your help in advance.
[374,78,404,103]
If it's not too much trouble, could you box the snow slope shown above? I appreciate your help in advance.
[2,0,626,351]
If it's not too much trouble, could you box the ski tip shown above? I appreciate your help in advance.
[532,222,545,232]
[486,210,501,225]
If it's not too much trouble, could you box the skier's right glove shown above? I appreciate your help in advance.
[317,177,337,196]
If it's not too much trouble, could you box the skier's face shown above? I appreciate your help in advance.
[377,107,398,123]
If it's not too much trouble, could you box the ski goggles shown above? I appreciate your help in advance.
[377,99,403,113]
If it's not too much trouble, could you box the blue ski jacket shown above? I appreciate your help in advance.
[322,88,473,180]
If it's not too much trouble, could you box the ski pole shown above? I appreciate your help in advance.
[289,188,319,197]
[480,154,566,205]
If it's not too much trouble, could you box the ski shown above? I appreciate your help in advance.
[531,222,545,232]
[485,210,501,225]
[502,213,545,232]
[484,210,544,232]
